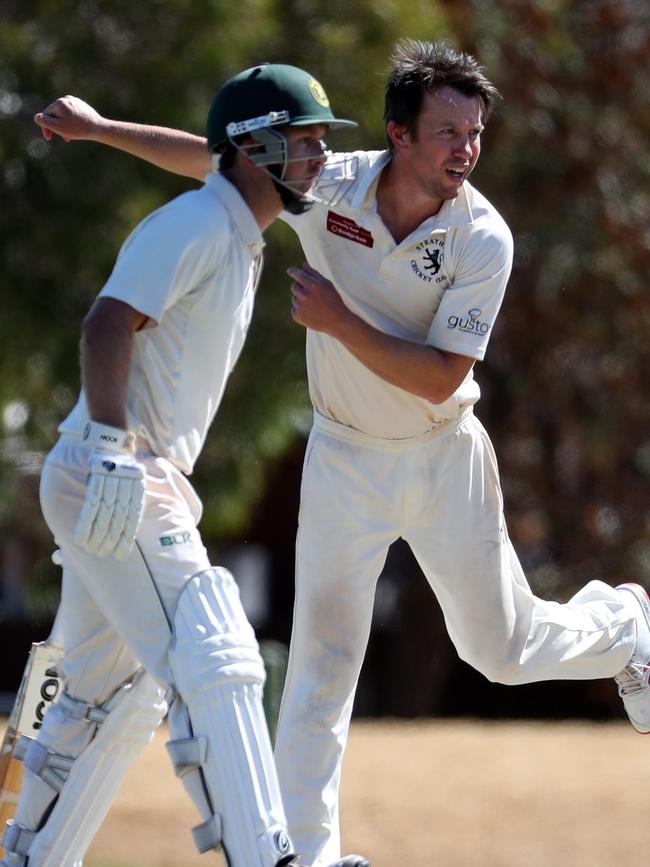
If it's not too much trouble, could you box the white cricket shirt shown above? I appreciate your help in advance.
[60,172,264,473]
[282,149,514,440]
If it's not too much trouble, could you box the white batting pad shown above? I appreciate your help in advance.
[8,670,166,867]
[169,568,293,867]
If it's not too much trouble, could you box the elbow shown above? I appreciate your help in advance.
[422,352,475,405]
[425,384,456,405]
[80,307,98,346]
[81,304,106,351]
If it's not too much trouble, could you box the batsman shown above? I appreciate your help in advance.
[1,64,368,867]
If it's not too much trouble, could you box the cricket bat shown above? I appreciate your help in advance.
[0,620,63,856]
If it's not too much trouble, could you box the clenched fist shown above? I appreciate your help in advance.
[34,95,104,143]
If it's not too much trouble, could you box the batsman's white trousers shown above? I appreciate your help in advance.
[7,436,210,866]
[32,437,296,867]
[40,437,211,696]
[274,410,637,867]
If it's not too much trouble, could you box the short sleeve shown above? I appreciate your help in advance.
[426,221,513,361]
[99,196,223,324]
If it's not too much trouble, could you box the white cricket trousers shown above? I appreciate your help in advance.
[30,439,295,867]
[274,410,637,867]
[39,436,211,703]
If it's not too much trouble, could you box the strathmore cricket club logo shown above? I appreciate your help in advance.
[326,211,374,247]
[447,307,491,336]
[410,237,446,284]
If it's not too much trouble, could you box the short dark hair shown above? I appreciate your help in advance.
[384,40,501,149]
[216,140,239,171]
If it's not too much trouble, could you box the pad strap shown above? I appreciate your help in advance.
[3,820,36,863]
[167,735,223,854]
[191,815,223,854]
[57,690,110,725]
[166,735,208,778]
[19,738,75,794]
[14,692,111,794]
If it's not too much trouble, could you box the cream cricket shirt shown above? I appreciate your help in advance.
[60,172,264,473]
[283,150,514,440]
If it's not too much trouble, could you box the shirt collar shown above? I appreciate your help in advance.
[351,150,477,232]
[350,150,392,210]
[430,183,475,230]
[204,171,265,257]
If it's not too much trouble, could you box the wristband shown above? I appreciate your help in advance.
[81,420,134,453]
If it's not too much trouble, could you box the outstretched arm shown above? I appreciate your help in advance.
[34,95,211,181]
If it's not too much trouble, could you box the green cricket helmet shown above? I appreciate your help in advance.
[206,63,356,152]
[207,63,357,214]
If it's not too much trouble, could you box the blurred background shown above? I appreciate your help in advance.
[1,0,649,722]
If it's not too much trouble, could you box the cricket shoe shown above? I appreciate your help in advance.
[614,583,650,733]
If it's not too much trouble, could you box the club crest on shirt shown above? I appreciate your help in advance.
[410,237,446,283]
[326,211,374,247]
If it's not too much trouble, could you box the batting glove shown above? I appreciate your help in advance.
[74,421,145,559]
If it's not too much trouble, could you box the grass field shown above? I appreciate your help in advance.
[4,719,649,867]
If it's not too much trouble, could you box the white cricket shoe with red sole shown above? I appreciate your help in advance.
[615,583,650,733]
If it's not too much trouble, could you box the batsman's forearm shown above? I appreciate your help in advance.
[95,119,211,181]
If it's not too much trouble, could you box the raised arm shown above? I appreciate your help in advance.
[34,95,211,182]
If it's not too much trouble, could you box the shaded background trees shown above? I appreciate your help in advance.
[1,0,649,717]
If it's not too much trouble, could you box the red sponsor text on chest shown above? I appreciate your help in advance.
[326,211,374,248]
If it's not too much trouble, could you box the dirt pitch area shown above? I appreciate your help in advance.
[5,719,649,867]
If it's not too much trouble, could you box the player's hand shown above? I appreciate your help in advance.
[74,422,145,559]
[288,262,350,335]
[34,95,104,143]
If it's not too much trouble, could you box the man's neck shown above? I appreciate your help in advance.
[376,156,445,245]
[221,167,283,232]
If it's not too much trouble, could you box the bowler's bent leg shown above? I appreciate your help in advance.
[405,415,635,686]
